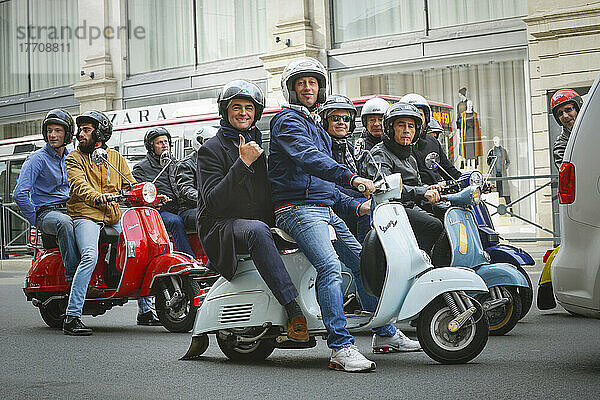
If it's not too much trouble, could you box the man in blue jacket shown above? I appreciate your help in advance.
[268,58,419,373]
[14,109,79,282]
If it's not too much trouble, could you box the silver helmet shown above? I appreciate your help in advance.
[192,126,219,151]
[360,97,390,127]
[281,57,328,106]
[399,93,431,125]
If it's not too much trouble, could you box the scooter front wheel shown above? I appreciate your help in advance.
[155,276,200,333]
[216,329,276,362]
[417,295,488,364]
[477,285,521,336]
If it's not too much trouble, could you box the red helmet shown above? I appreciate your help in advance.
[551,89,583,125]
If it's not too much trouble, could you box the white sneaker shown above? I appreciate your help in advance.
[329,345,376,372]
[372,330,422,353]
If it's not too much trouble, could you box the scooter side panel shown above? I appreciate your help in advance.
[363,203,424,330]
[475,263,529,288]
[397,267,488,321]
[24,250,69,294]
[191,257,323,335]
[487,244,535,266]
[445,208,489,268]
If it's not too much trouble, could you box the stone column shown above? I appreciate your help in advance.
[259,0,328,102]
[70,0,118,112]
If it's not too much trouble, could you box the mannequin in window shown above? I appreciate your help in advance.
[486,136,511,204]
[460,100,483,169]
[455,88,468,168]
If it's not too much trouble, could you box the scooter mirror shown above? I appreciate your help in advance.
[91,148,108,166]
[425,152,441,170]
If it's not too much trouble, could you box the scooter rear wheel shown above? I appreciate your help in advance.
[216,330,276,362]
[39,298,66,329]
[417,295,489,364]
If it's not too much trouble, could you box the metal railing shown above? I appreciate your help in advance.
[0,198,33,258]
[486,174,559,244]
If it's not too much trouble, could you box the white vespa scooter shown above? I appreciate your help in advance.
[182,173,490,364]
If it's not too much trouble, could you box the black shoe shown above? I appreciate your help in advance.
[137,311,161,326]
[63,316,92,336]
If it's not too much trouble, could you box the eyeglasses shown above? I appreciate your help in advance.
[328,115,352,123]
[558,106,576,116]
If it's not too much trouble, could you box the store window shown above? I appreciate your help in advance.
[196,0,267,63]
[331,54,532,220]
[128,0,195,74]
[332,0,424,43]
[0,0,79,96]
[428,0,526,29]
[127,0,267,75]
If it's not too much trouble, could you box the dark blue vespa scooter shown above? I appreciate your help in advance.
[425,153,534,320]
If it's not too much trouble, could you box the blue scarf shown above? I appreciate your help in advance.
[219,119,262,146]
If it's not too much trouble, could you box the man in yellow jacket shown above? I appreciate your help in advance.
[63,110,160,336]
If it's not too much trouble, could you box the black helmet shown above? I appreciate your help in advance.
[42,109,75,146]
[383,102,422,143]
[218,80,265,126]
[144,127,172,155]
[76,110,112,143]
[427,118,443,138]
[318,95,357,134]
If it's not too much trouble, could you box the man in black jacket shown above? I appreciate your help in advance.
[176,126,218,229]
[400,93,461,185]
[133,127,194,256]
[196,80,308,342]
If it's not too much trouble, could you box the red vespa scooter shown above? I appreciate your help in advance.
[23,149,217,333]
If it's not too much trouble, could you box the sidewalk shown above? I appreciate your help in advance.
[0,256,33,271]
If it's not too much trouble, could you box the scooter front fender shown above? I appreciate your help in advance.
[397,267,488,321]
[487,244,535,266]
[475,262,529,288]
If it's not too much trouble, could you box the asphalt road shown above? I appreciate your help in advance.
[1,269,599,400]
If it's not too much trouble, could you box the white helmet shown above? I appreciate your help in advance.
[360,97,390,127]
[400,93,431,125]
[192,126,218,151]
[281,57,328,106]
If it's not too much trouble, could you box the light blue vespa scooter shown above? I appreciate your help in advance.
[435,173,529,336]
[182,173,490,365]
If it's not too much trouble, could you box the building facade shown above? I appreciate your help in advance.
[1,0,600,240]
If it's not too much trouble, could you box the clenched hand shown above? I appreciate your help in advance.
[239,134,263,167]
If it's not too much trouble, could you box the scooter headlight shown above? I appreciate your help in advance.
[469,171,483,187]
[142,182,157,204]
[470,186,482,205]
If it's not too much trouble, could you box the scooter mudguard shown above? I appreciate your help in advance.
[396,267,488,321]
[475,263,529,288]
[487,244,535,266]
[539,246,559,286]
[139,252,199,297]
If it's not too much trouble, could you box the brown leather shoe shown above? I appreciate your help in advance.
[287,315,309,342]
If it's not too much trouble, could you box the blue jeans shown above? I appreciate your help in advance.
[37,209,78,281]
[276,205,395,349]
[66,219,151,318]
[160,211,194,256]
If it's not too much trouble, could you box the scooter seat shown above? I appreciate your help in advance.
[41,233,58,250]
[99,226,120,244]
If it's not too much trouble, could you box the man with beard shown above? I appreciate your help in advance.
[63,111,159,336]
[196,80,309,342]
[362,102,444,258]
[551,89,583,170]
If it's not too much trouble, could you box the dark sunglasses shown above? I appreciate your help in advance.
[328,115,352,122]
[559,106,576,115]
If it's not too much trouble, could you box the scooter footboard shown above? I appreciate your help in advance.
[397,267,488,321]
[475,263,529,288]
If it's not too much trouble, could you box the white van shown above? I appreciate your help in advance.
[553,72,600,318]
